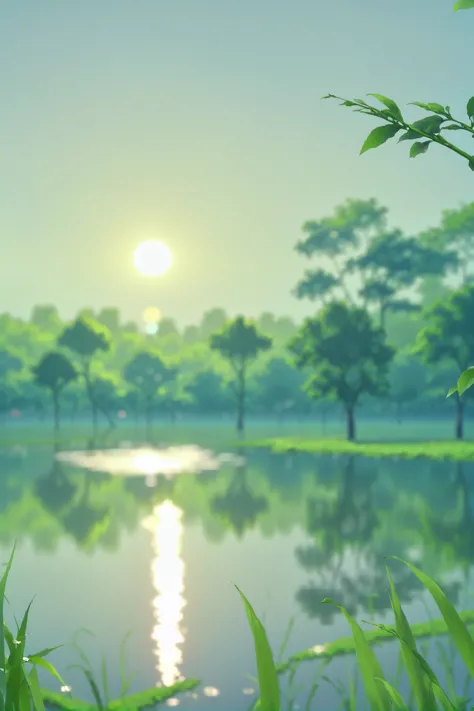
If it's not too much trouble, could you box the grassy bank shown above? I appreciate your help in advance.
[239,437,474,461]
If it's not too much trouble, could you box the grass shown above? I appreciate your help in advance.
[239,437,474,461]
[2,543,474,710]
[240,558,474,711]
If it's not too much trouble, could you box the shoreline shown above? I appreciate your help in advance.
[236,437,474,461]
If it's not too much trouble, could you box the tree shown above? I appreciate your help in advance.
[388,355,428,423]
[414,285,474,440]
[421,203,474,286]
[289,302,394,441]
[96,307,121,333]
[32,351,77,432]
[253,357,309,420]
[123,351,176,434]
[30,305,62,335]
[294,200,452,328]
[58,316,111,432]
[186,370,232,414]
[199,308,228,340]
[210,316,272,433]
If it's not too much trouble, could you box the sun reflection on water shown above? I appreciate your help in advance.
[142,501,186,687]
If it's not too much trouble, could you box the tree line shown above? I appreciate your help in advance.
[1,198,474,440]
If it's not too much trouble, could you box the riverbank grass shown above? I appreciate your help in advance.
[239,437,474,461]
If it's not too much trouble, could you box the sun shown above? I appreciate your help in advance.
[133,240,173,277]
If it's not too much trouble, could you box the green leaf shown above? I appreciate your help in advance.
[374,678,409,710]
[321,598,391,711]
[411,115,445,135]
[454,0,474,9]
[387,568,436,711]
[410,141,431,158]
[457,366,474,396]
[0,546,16,705]
[446,385,458,398]
[409,102,448,116]
[442,123,464,130]
[367,94,403,121]
[388,557,474,680]
[360,124,401,155]
[27,667,45,711]
[28,656,67,687]
[467,97,474,121]
[235,585,280,711]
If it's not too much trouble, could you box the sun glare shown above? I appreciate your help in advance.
[133,240,173,277]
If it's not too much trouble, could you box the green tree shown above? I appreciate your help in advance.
[96,307,121,333]
[421,203,474,286]
[186,370,231,414]
[415,285,474,440]
[30,304,62,335]
[210,316,272,433]
[123,351,176,434]
[253,357,309,420]
[294,200,452,328]
[289,302,394,441]
[32,351,77,432]
[58,316,111,432]
[199,308,228,340]
[388,355,428,423]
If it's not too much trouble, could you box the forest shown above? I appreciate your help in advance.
[2,197,474,441]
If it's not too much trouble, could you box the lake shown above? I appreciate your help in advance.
[1,419,474,710]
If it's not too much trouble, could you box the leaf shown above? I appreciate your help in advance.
[374,678,409,710]
[446,385,458,398]
[26,667,45,711]
[409,101,448,116]
[468,97,474,121]
[454,0,474,9]
[457,366,474,396]
[0,546,16,705]
[235,585,280,711]
[321,598,391,711]
[388,557,474,680]
[410,141,431,158]
[411,115,445,135]
[442,124,464,130]
[387,568,436,711]
[28,656,67,687]
[367,94,403,121]
[360,124,401,155]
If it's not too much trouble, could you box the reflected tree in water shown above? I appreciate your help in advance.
[294,457,463,623]
[211,461,268,538]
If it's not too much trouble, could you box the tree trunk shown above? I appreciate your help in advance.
[346,404,356,441]
[456,397,464,441]
[52,388,60,434]
[236,368,246,434]
[145,398,152,440]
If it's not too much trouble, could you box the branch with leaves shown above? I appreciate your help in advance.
[322,92,474,170]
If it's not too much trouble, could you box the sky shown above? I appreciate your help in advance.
[0,0,473,328]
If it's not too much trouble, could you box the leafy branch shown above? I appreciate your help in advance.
[322,93,474,170]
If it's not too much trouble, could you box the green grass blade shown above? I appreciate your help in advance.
[28,655,67,686]
[100,653,110,704]
[277,616,296,664]
[389,557,474,680]
[387,567,436,711]
[27,666,45,711]
[119,630,134,698]
[235,585,281,711]
[0,545,16,708]
[27,645,63,660]
[375,678,409,710]
[321,598,391,711]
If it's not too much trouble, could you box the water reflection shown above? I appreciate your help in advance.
[142,501,186,687]
[55,445,244,477]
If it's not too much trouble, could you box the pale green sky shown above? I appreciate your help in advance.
[0,0,472,327]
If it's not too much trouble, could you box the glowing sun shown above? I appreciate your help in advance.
[133,240,173,277]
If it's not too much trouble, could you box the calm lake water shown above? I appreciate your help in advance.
[1,420,474,710]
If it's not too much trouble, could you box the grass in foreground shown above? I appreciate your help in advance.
[239,437,474,461]
[240,558,474,711]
